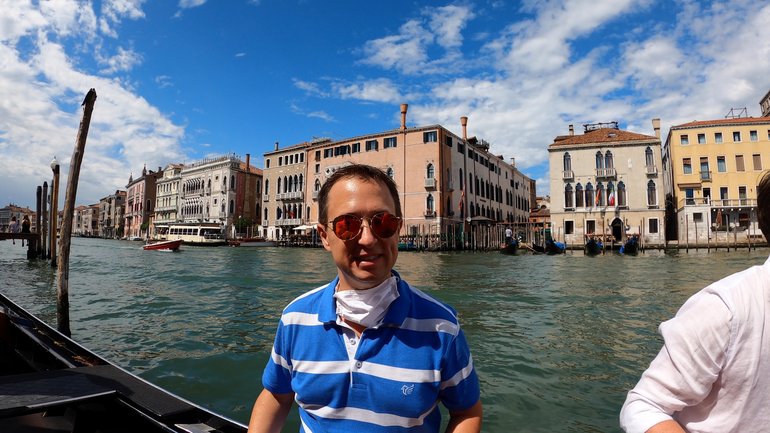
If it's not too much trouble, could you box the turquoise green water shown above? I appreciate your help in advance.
[1,238,766,432]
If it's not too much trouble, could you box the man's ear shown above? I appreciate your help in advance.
[317,223,332,251]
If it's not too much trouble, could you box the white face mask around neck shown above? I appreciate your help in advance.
[333,276,399,328]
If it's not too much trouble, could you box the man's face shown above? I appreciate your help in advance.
[317,177,400,291]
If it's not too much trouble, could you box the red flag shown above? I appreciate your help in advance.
[608,191,615,206]
[595,189,601,206]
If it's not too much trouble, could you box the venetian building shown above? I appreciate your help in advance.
[153,163,183,238]
[548,121,666,247]
[178,154,261,236]
[124,165,162,239]
[261,104,533,244]
[662,114,770,243]
[98,190,126,238]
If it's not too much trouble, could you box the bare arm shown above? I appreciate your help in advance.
[247,389,294,433]
[445,400,482,433]
[645,420,686,433]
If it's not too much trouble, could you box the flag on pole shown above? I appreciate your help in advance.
[608,191,615,206]
[459,189,465,209]
[595,189,601,206]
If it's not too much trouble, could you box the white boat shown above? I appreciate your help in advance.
[228,237,276,247]
[162,223,227,246]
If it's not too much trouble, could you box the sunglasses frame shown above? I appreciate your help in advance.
[327,211,402,241]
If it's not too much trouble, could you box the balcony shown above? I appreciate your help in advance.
[562,170,574,180]
[263,194,270,202]
[312,190,319,200]
[645,165,657,176]
[275,191,304,201]
[423,210,436,218]
[596,167,617,179]
[700,171,712,182]
[424,177,436,189]
[276,218,302,226]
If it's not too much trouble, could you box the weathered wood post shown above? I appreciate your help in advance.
[36,186,42,258]
[56,88,97,337]
[50,157,60,267]
[41,181,48,259]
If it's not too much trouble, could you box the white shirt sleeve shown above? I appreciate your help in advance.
[620,289,732,433]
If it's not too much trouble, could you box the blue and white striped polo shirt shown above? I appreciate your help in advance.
[262,272,480,433]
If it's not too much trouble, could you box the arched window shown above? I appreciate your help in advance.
[229,200,234,214]
[264,208,268,220]
[645,147,654,167]
[277,178,282,194]
[604,150,614,168]
[426,163,435,179]
[459,169,464,190]
[276,207,282,219]
[265,180,269,194]
[298,174,303,191]
[306,206,311,220]
[563,152,572,171]
[230,175,235,189]
[575,183,584,207]
[426,194,434,212]
[564,183,574,208]
[647,180,657,206]
[618,181,627,207]
[585,182,594,207]
[314,179,321,192]
[597,182,605,207]
[607,181,615,207]
[595,152,604,169]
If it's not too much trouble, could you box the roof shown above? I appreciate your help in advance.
[549,128,657,147]
[671,116,770,129]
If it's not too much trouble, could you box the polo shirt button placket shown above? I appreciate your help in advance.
[355,361,362,369]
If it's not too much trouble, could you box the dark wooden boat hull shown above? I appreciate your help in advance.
[621,238,639,255]
[0,293,246,433]
[545,240,565,255]
[584,239,602,256]
[500,241,519,255]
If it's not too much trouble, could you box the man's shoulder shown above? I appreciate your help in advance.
[399,279,460,323]
[283,282,333,314]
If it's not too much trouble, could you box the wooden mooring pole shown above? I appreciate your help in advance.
[56,88,97,337]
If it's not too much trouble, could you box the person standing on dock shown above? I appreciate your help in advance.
[20,215,30,247]
[8,216,19,245]
[248,164,482,433]
[620,170,770,433]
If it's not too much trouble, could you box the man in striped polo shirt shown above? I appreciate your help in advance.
[248,164,481,433]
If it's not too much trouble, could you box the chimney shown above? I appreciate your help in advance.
[461,116,468,140]
[569,124,574,136]
[400,104,408,130]
[652,118,661,139]
[245,153,250,172]
[510,158,516,167]
[274,141,279,151]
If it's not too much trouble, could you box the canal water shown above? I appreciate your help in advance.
[0,238,767,432]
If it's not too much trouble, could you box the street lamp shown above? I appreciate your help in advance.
[50,156,60,267]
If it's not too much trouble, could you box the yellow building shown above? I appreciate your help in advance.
[261,104,534,248]
[662,116,770,243]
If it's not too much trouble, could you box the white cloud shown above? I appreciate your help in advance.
[155,75,173,89]
[333,78,404,103]
[0,1,184,207]
[179,0,207,9]
[99,46,143,74]
[293,79,329,98]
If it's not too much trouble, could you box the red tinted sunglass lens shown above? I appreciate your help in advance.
[371,213,400,238]
[333,215,362,240]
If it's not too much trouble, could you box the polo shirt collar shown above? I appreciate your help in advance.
[316,270,411,327]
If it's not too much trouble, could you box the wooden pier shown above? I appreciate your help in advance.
[0,233,40,260]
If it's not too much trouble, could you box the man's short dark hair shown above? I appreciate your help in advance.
[757,170,770,240]
[317,164,402,224]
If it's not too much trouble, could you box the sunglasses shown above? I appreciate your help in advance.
[327,212,402,240]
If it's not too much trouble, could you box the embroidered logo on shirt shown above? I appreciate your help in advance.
[401,384,415,395]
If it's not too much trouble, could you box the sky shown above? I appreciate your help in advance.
[2,0,770,210]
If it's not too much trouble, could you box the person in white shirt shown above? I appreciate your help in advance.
[620,170,770,433]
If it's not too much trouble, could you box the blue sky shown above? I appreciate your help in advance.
[2,0,770,209]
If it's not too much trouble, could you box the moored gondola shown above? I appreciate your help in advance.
[584,237,603,256]
[620,235,639,255]
[0,293,247,433]
[499,239,519,255]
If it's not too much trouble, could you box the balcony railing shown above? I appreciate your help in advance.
[424,210,436,217]
[263,194,270,202]
[562,170,574,180]
[645,165,657,175]
[596,167,617,178]
[276,218,302,226]
[700,171,712,181]
[424,178,436,189]
[680,197,757,208]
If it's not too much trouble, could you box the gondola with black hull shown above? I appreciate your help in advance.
[0,293,247,433]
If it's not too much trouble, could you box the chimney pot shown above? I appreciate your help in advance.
[274,141,279,151]
[652,118,661,139]
[569,124,574,136]
[461,116,468,140]
[400,104,408,130]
